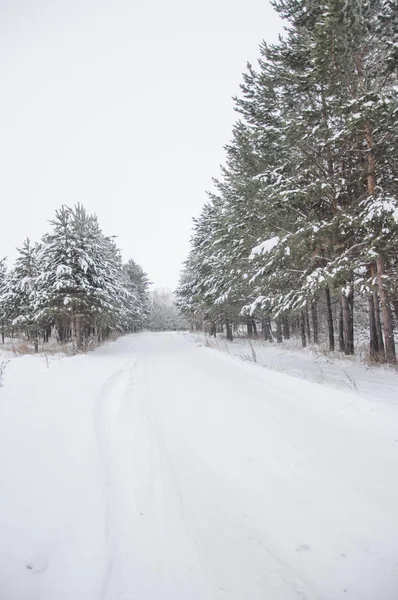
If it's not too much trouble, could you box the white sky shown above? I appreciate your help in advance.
[0,0,282,288]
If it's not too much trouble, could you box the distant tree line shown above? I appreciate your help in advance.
[0,204,150,352]
[147,289,188,331]
[177,0,398,363]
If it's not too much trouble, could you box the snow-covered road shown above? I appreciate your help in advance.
[1,333,398,599]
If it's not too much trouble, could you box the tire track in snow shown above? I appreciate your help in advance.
[93,342,215,600]
[93,354,140,600]
[137,340,314,600]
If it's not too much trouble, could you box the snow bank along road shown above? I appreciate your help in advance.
[1,333,398,600]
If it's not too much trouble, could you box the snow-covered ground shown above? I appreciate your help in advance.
[190,332,398,405]
[1,332,398,599]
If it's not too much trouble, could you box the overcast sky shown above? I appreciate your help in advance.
[0,0,283,289]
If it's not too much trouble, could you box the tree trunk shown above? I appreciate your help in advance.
[291,316,298,335]
[341,290,354,355]
[364,121,377,196]
[1,321,4,345]
[374,293,385,357]
[392,300,398,326]
[226,318,233,342]
[348,287,354,352]
[376,254,396,363]
[276,317,282,343]
[34,331,39,354]
[44,325,51,343]
[339,297,345,353]
[75,315,82,351]
[368,293,379,361]
[311,301,319,344]
[305,306,311,343]
[300,311,307,348]
[261,319,268,340]
[325,286,335,351]
[267,318,273,341]
[363,122,392,361]
[371,263,385,359]
[266,317,274,342]
[261,319,266,339]
[282,315,290,339]
[246,319,253,337]
[58,320,64,342]
[251,319,258,337]
[71,316,76,353]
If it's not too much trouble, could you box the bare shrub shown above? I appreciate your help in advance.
[10,340,33,356]
[108,331,120,342]
[0,360,10,387]
[239,353,253,362]
[247,339,257,363]
[79,334,100,354]
[342,369,358,391]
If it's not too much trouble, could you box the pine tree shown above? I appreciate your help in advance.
[0,240,42,351]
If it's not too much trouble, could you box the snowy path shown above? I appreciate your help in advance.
[1,333,398,599]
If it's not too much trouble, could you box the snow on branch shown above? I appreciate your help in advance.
[250,236,280,259]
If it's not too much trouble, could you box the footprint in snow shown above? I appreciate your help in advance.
[26,552,50,574]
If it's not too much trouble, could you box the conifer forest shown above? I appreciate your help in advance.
[0,205,150,352]
[177,0,398,364]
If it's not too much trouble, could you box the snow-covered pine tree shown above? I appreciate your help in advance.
[0,206,151,353]
[36,205,100,350]
[34,204,148,351]
[179,0,398,361]
[0,240,42,351]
